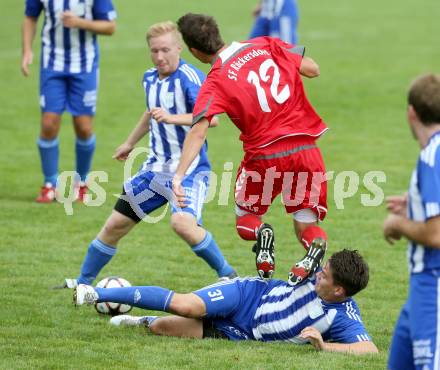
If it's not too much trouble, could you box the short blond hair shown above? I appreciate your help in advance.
[146,21,183,46]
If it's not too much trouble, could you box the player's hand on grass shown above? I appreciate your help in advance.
[383,214,403,245]
[386,194,408,216]
[112,142,133,161]
[62,11,81,28]
[21,51,33,77]
[299,327,326,351]
[150,108,172,124]
[172,174,186,208]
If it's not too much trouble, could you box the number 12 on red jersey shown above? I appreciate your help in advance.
[247,59,290,112]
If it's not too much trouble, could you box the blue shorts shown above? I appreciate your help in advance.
[194,277,279,341]
[249,0,299,44]
[39,67,99,116]
[388,270,440,370]
[123,169,209,223]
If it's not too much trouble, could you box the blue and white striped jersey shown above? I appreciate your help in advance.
[25,0,116,73]
[260,0,296,20]
[407,131,440,273]
[256,0,299,44]
[141,59,210,175]
[251,278,370,343]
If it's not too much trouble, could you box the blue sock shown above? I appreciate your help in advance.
[95,286,174,312]
[136,316,159,327]
[77,239,116,285]
[37,137,59,186]
[191,232,235,277]
[76,135,96,182]
[144,316,159,327]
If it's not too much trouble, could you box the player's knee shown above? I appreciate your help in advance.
[75,127,93,140]
[170,294,203,318]
[41,117,60,139]
[175,303,199,318]
[100,218,130,242]
[74,117,94,139]
[170,213,195,239]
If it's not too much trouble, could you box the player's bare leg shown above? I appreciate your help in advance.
[149,316,203,338]
[170,212,205,245]
[41,112,62,139]
[36,112,61,202]
[73,115,95,202]
[76,284,205,338]
[75,286,206,319]
[73,115,93,140]
[97,210,137,246]
[167,293,207,318]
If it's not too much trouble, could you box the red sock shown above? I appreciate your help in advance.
[300,226,327,250]
[236,214,263,241]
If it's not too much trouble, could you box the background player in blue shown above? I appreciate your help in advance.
[250,0,299,45]
[74,249,378,354]
[384,74,440,370]
[22,0,116,202]
[59,22,236,289]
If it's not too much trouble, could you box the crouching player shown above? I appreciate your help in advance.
[74,249,378,354]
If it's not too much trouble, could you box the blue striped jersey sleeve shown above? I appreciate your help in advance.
[92,0,117,20]
[326,301,371,344]
[418,147,440,219]
[179,64,206,111]
[142,69,155,110]
[25,0,43,17]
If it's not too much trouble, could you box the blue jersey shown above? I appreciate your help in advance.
[250,0,299,44]
[141,59,210,175]
[252,278,370,343]
[196,277,371,343]
[407,131,440,273]
[25,0,116,73]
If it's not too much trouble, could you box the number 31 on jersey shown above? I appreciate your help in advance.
[207,289,224,302]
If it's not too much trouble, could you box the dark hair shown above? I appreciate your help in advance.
[408,74,440,125]
[328,249,369,297]
[177,13,224,55]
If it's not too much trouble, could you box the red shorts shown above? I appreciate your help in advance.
[234,136,327,220]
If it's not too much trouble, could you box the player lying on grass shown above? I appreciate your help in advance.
[74,249,378,354]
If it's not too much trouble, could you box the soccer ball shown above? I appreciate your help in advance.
[94,276,133,316]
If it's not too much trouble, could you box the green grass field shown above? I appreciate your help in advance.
[1,0,440,369]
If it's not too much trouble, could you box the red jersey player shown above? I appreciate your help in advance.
[174,13,328,285]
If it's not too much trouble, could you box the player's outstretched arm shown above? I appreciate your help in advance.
[62,11,116,35]
[299,57,320,78]
[150,109,218,127]
[173,118,210,207]
[21,16,38,77]
[113,111,150,161]
[300,327,379,354]
[150,108,192,126]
